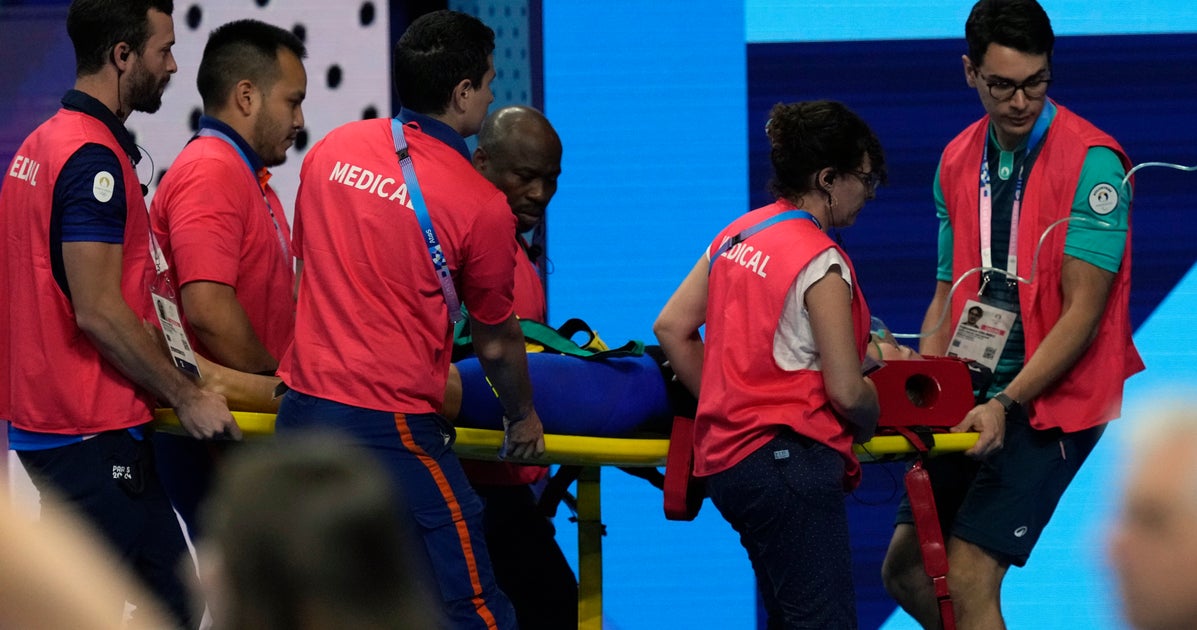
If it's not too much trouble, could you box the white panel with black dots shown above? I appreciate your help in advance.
[451,0,533,110]
[131,0,391,225]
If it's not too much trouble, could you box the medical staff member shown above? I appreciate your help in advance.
[274,10,544,629]
[149,18,306,538]
[655,100,884,628]
[0,1,237,626]
[882,1,1141,628]
[468,105,577,630]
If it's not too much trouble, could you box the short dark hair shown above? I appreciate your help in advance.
[202,433,441,630]
[392,10,495,115]
[67,0,174,76]
[197,19,307,111]
[766,100,886,202]
[965,0,1054,67]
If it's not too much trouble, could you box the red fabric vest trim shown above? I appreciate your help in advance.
[0,109,154,433]
[939,103,1143,431]
[512,241,547,323]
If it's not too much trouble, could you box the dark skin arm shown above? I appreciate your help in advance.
[471,313,545,459]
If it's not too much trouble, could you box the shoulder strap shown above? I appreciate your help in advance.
[709,209,820,275]
[391,118,464,324]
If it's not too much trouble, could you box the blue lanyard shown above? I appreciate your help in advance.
[195,128,291,262]
[977,101,1053,279]
[708,209,820,275]
[391,118,464,324]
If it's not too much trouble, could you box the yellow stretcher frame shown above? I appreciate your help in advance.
[154,410,978,629]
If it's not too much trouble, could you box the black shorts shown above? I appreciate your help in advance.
[894,409,1104,567]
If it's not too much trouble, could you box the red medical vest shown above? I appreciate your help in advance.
[939,103,1143,431]
[695,201,871,489]
[0,109,155,433]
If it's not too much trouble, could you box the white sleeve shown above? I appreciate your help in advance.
[773,248,851,371]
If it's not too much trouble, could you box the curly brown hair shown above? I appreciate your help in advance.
[766,100,886,203]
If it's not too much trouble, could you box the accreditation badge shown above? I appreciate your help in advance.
[945,298,1016,372]
[150,274,201,378]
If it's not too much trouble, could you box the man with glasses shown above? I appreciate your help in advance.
[881,1,1141,628]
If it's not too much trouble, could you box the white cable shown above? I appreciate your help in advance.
[1121,161,1197,191]
[135,143,156,193]
[891,215,1074,341]
[888,158,1197,341]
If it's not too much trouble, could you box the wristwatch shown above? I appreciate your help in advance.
[991,391,1020,416]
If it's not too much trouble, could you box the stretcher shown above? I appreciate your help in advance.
[153,356,981,630]
[452,424,978,630]
[154,408,976,630]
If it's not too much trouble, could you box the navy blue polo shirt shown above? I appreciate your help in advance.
[51,90,145,297]
[397,107,471,161]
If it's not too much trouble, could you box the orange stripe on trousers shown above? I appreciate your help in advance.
[393,413,499,630]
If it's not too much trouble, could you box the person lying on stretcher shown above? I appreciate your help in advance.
[186,330,920,436]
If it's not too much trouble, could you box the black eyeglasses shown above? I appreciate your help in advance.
[849,170,881,192]
[976,70,1052,101]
